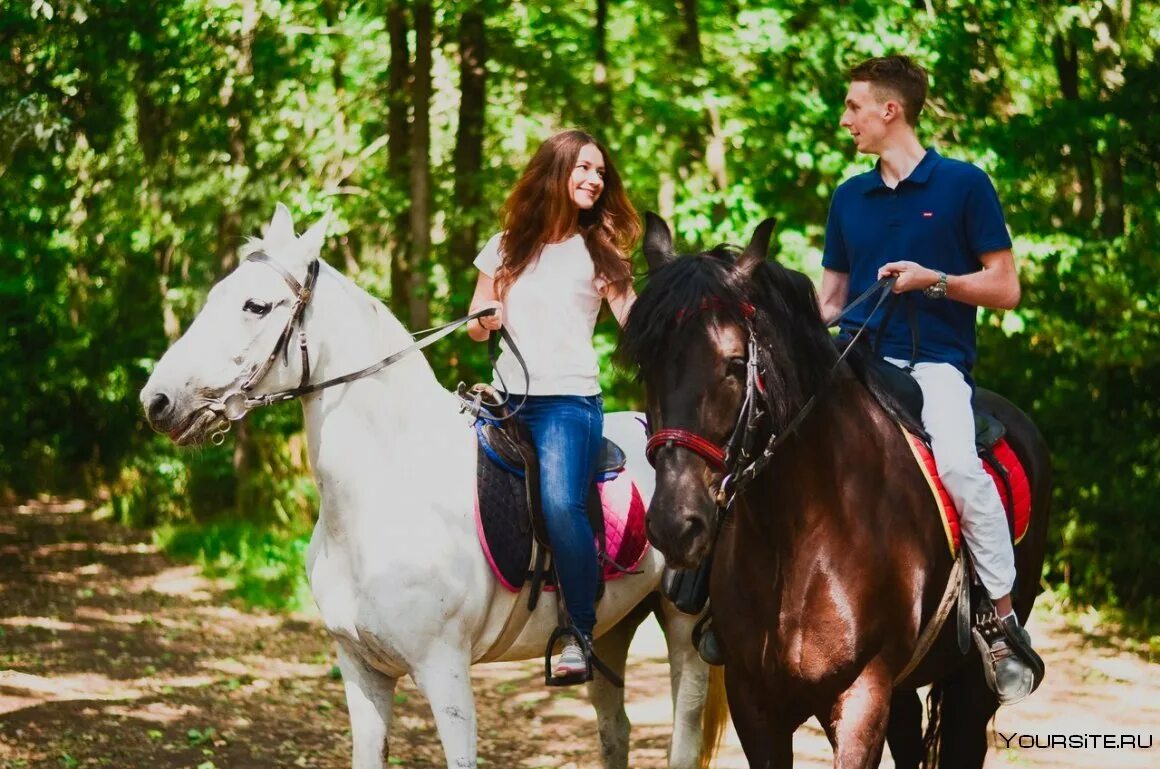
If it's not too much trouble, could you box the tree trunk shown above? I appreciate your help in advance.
[133,1,165,167]
[451,2,487,280]
[216,0,258,275]
[1092,0,1129,238]
[1099,131,1124,238]
[322,0,348,190]
[131,0,180,341]
[677,0,701,61]
[407,0,433,330]
[1052,32,1096,225]
[594,0,612,128]
[677,0,726,203]
[387,0,413,315]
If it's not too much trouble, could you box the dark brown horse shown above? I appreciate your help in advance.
[619,214,1051,768]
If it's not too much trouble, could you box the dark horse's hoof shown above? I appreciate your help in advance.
[696,623,725,666]
[973,613,1045,705]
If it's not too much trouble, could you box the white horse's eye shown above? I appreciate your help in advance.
[243,299,273,317]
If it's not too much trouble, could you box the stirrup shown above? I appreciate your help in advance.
[543,626,624,688]
[972,599,1045,705]
[692,613,725,666]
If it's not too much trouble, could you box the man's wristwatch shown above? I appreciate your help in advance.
[924,270,948,300]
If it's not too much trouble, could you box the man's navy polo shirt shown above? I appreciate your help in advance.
[822,149,1012,374]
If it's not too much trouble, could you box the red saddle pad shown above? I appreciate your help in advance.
[901,426,1031,556]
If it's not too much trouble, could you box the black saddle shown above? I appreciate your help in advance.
[469,385,629,610]
[481,417,627,479]
[861,354,1006,451]
[842,337,1006,452]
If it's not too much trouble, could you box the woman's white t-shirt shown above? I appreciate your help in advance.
[474,232,605,396]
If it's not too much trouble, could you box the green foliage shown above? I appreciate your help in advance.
[155,520,313,612]
[977,232,1160,610]
[2,0,1157,617]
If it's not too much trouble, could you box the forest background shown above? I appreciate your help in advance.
[2,0,1157,627]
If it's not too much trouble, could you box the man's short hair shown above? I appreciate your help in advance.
[848,55,928,126]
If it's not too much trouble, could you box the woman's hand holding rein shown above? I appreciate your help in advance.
[478,300,504,331]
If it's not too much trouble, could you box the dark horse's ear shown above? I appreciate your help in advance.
[642,212,675,271]
[738,217,778,276]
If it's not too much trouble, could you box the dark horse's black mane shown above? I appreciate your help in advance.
[619,245,908,431]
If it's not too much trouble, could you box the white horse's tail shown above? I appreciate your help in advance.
[699,665,729,769]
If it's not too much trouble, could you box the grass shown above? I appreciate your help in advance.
[1035,588,1160,661]
[153,521,314,613]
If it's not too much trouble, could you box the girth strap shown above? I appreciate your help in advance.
[894,555,965,686]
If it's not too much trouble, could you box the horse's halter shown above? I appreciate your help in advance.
[203,252,320,443]
[644,276,900,518]
[239,252,320,395]
[644,304,771,512]
[203,250,525,445]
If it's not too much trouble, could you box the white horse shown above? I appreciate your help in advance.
[140,205,727,769]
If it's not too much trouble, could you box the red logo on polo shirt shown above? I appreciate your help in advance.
[922,211,934,218]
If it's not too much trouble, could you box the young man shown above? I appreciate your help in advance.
[819,54,1044,705]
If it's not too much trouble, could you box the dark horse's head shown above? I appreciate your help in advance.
[620,214,839,569]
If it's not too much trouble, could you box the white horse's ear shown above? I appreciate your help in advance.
[267,202,296,242]
[300,209,333,256]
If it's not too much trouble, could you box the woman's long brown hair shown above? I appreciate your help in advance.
[495,130,640,299]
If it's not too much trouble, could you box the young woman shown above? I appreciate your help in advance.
[467,129,640,682]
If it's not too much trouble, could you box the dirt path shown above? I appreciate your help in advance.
[1,503,1157,768]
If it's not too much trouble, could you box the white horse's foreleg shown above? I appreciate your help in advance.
[337,644,399,769]
[659,604,710,769]
[587,607,647,769]
[412,648,477,769]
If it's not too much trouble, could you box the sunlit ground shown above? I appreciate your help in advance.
[1,502,1157,768]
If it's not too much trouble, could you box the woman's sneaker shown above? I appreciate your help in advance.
[553,637,588,680]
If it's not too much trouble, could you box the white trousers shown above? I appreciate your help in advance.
[886,358,1016,599]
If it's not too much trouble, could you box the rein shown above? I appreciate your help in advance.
[205,252,528,443]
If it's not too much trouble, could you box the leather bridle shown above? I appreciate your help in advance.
[203,252,524,444]
[645,276,898,518]
[239,251,320,395]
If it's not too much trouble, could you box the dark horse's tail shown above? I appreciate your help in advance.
[921,389,1051,769]
[922,683,945,767]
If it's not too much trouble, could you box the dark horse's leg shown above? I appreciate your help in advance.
[725,667,795,767]
[821,663,892,769]
[885,688,923,769]
[928,659,998,768]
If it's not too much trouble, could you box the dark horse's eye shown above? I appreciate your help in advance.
[243,299,273,317]
[726,357,747,379]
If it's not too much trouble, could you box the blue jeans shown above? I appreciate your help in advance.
[514,394,603,639]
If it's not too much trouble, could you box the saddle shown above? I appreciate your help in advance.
[469,385,635,609]
[467,385,645,687]
[861,354,1006,451]
[858,355,1038,668]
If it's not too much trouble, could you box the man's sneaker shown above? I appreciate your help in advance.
[552,637,588,680]
[973,612,1045,705]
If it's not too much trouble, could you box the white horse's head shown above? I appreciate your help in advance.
[141,204,331,445]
